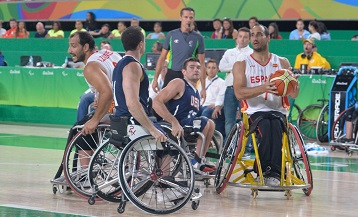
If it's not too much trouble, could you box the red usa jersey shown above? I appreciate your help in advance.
[241,53,289,115]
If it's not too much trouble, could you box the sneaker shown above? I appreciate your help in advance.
[340,138,355,144]
[193,162,216,173]
[264,176,280,187]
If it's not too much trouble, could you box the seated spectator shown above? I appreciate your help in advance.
[248,16,259,29]
[151,41,163,53]
[111,21,126,39]
[268,22,282,39]
[100,40,113,51]
[70,20,86,36]
[3,18,17,38]
[317,21,331,40]
[46,21,64,38]
[211,18,222,39]
[308,20,321,40]
[219,18,238,39]
[191,21,201,35]
[34,22,47,38]
[289,18,310,40]
[0,21,6,38]
[294,39,330,71]
[0,50,5,66]
[85,11,98,32]
[197,59,226,138]
[14,21,29,38]
[90,23,113,38]
[147,22,165,39]
[352,34,358,40]
[131,18,146,37]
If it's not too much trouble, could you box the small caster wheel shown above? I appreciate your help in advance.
[331,146,336,151]
[58,185,65,194]
[204,179,210,187]
[285,190,292,200]
[88,196,96,205]
[117,202,126,214]
[251,190,258,199]
[191,201,200,210]
[348,151,353,157]
[53,186,57,194]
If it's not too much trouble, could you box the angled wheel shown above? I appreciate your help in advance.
[88,140,123,202]
[297,104,323,140]
[288,124,313,196]
[63,125,111,199]
[330,106,354,142]
[214,122,243,194]
[118,135,195,215]
[288,104,301,126]
[316,104,329,143]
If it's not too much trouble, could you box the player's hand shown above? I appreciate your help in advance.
[200,89,206,104]
[81,119,99,135]
[152,79,159,93]
[171,122,184,138]
[264,79,278,95]
[150,129,167,142]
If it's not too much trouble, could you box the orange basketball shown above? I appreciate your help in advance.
[269,69,298,96]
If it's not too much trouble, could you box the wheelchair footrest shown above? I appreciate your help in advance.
[227,182,311,190]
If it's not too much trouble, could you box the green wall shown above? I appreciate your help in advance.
[1,38,358,69]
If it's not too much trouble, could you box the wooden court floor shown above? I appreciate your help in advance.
[1,123,358,217]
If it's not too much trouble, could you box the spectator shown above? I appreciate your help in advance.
[85,11,98,32]
[0,50,5,66]
[317,21,331,40]
[0,21,6,38]
[3,18,17,38]
[111,21,126,39]
[151,41,163,53]
[311,43,331,69]
[147,22,165,39]
[219,18,238,39]
[197,59,226,138]
[219,27,253,137]
[152,7,206,99]
[211,18,222,39]
[268,22,282,39]
[14,21,29,38]
[248,16,259,29]
[34,22,48,38]
[46,21,64,38]
[70,20,86,36]
[308,20,321,40]
[289,19,310,40]
[90,23,113,39]
[130,18,146,37]
[100,40,112,51]
[294,39,331,70]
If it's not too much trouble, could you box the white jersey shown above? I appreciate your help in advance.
[86,49,122,95]
[241,53,289,115]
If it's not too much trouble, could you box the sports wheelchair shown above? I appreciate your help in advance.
[214,113,313,199]
[87,116,209,215]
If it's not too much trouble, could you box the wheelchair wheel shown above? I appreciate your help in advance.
[214,122,243,194]
[330,106,354,142]
[288,104,301,126]
[316,104,329,143]
[288,124,313,196]
[297,104,323,140]
[63,125,111,199]
[88,140,123,202]
[118,135,195,215]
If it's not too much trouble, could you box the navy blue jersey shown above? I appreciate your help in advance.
[112,55,149,117]
[167,79,200,122]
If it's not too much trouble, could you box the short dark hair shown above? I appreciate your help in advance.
[249,16,258,22]
[101,40,111,45]
[309,20,319,31]
[180,7,195,16]
[121,26,144,51]
[182,57,200,70]
[206,59,218,67]
[253,24,269,37]
[70,31,95,51]
[9,18,17,22]
[213,18,221,23]
[238,27,250,36]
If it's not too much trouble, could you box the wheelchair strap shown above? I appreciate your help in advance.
[247,113,287,136]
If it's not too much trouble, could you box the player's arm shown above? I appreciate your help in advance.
[198,53,206,99]
[82,62,113,135]
[152,48,169,92]
[153,79,185,137]
[281,57,300,99]
[123,62,166,142]
[233,60,277,100]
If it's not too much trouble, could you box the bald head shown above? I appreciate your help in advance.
[36,22,45,34]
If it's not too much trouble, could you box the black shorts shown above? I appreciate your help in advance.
[163,69,183,88]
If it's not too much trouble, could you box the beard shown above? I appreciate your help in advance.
[253,43,267,52]
[74,51,86,63]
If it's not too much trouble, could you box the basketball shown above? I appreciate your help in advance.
[269,69,298,96]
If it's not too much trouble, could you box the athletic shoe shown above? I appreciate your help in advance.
[340,138,355,144]
[264,176,280,186]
